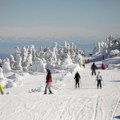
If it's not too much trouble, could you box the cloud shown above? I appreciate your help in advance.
[0,24,119,39]
[0,26,101,38]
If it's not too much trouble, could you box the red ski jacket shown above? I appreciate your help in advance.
[46,74,52,83]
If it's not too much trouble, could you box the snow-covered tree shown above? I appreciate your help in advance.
[2,58,11,73]
[0,67,4,79]
[92,34,120,59]
[8,40,83,72]
[110,49,120,57]
[14,47,23,71]
[9,55,15,69]
[31,57,46,72]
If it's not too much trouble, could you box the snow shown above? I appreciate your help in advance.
[102,57,120,68]
[0,39,120,120]
[0,62,120,120]
[0,67,4,79]
[31,57,46,72]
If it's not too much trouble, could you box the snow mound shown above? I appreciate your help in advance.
[7,73,21,79]
[0,73,23,88]
[102,57,120,68]
[108,64,120,70]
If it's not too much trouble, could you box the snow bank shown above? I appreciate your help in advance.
[0,72,23,89]
[2,58,11,73]
[108,64,120,70]
[102,57,120,68]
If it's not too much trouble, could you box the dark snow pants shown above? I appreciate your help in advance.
[44,82,52,94]
[75,80,80,88]
[92,70,96,75]
[97,80,102,88]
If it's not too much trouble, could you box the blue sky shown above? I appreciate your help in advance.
[0,0,120,40]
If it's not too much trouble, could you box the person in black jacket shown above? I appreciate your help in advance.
[74,71,81,88]
[91,62,97,75]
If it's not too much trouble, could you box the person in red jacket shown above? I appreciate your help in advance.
[44,69,53,94]
[101,63,105,70]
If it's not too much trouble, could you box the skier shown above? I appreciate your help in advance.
[102,56,104,60]
[91,62,97,75]
[74,71,81,88]
[96,71,103,89]
[44,69,53,94]
[101,63,105,70]
[0,84,4,95]
[82,60,85,68]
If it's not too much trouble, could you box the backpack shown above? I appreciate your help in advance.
[96,74,102,80]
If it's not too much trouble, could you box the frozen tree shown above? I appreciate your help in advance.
[0,68,4,79]
[15,47,21,57]
[8,40,84,72]
[75,54,83,67]
[30,45,36,61]
[62,53,73,66]
[22,52,33,71]
[51,51,57,63]
[0,59,2,68]
[9,55,15,69]
[26,52,33,67]
[14,48,23,71]
[64,40,68,53]
[53,42,58,55]
[21,46,28,66]
[110,49,119,57]
[64,40,67,48]
[56,59,61,66]
[31,57,46,72]
[2,58,11,73]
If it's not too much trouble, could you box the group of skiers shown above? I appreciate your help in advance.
[74,62,103,89]
[44,62,103,95]
[91,62,103,88]
[0,62,104,95]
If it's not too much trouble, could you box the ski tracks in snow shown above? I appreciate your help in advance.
[0,95,99,120]
[93,96,106,120]
[111,97,120,120]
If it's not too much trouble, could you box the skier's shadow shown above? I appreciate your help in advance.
[73,88,97,90]
[109,80,120,82]
[80,88,97,90]
[114,115,120,119]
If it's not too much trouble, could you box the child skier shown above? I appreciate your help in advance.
[96,71,103,89]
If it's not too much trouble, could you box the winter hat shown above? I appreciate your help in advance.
[46,69,51,73]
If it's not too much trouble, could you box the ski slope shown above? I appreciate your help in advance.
[0,64,120,120]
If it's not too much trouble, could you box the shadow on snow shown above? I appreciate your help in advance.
[114,115,120,119]
[108,80,120,83]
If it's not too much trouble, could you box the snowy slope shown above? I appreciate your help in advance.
[0,63,120,120]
